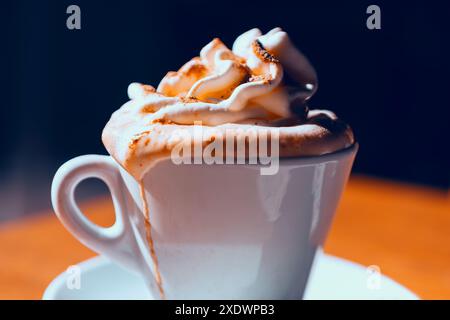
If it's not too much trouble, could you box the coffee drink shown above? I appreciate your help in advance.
[101,27,355,298]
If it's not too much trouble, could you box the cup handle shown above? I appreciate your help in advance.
[51,155,142,273]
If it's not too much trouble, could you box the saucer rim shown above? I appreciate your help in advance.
[43,253,419,300]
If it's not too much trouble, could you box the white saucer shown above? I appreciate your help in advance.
[43,252,418,300]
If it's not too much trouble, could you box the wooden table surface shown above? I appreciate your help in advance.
[0,175,448,300]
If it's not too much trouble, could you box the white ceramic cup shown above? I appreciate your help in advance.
[51,144,357,299]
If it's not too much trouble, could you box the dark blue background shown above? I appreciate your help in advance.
[0,0,448,218]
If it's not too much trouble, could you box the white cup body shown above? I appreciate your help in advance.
[116,145,357,299]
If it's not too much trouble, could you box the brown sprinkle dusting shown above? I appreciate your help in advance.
[129,130,151,148]
[252,40,279,63]
[181,96,200,103]
[249,74,272,83]
[151,118,175,125]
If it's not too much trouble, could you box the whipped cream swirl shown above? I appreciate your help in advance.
[102,28,354,179]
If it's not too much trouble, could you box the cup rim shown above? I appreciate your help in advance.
[116,142,359,174]
[276,142,359,166]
